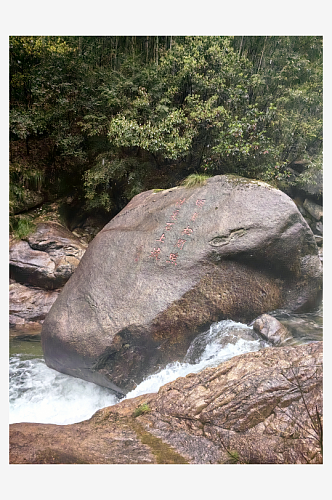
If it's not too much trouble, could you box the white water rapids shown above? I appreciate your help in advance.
[9,319,267,425]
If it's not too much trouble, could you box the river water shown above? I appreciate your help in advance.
[9,305,322,426]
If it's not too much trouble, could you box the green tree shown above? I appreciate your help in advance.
[9,36,323,218]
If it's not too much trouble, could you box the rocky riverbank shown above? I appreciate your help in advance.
[9,341,322,464]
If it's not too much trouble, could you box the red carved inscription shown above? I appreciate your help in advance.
[156,233,166,243]
[166,252,178,265]
[149,247,161,261]
[182,226,193,235]
[174,238,186,250]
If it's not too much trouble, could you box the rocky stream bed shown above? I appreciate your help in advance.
[9,174,323,464]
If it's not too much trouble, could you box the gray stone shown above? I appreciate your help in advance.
[10,222,86,290]
[303,199,323,221]
[252,314,291,345]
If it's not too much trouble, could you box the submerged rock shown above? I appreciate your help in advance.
[9,342,323,464]
[41,175,322,393]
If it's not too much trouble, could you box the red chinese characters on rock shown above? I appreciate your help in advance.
[190,199,206,223]
[166,252,178,265]
[182,226,193,235]
[174,238,186,250]
[170,209,180,221]
[165,222,174,231]
[156,233,166,243]
[148,197,207,266]
[149,247,161,261]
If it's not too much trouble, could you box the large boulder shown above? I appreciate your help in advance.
[10,222,86,290]
[9,342,323,464]
[41,175,322,393]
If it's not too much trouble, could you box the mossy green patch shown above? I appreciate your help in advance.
[133,403,151,417]
[131,419,189,464]
[10,217,36,240]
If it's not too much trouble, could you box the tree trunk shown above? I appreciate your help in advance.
[132,36,135,58]
[115,36,118,69]
[146,36,149,63]
[257,36,268,73]
[238,36,244,60]
[156,36,159,65]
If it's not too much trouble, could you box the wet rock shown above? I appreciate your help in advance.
[252,314,291,345]
[10,222,86,290]
[9,342,323,464]
[303,199,323,221]
[288,159,309,174]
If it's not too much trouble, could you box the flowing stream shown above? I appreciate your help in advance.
[9,305,322,426]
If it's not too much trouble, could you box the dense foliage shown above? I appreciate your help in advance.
[10,35,323,217]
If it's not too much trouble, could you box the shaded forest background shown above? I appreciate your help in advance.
[9,35,322,229]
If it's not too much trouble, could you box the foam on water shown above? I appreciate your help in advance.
[126,320,262,399]
[9,356,118,425]
[9,320,262,424]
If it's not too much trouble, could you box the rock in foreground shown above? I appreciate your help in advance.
[9,342,323,464]
[41,175,322,393]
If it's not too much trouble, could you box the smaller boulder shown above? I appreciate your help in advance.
[251,314,290,345]
[10,222,86,290]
